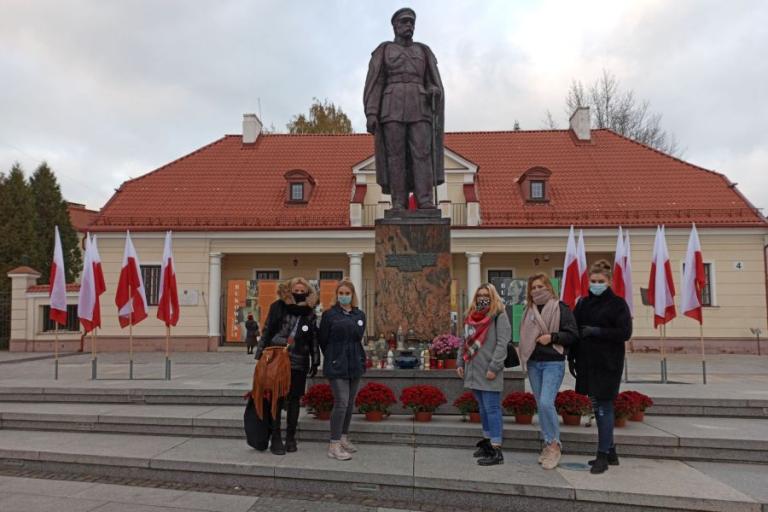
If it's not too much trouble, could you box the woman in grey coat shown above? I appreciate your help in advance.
[457,283,511,466]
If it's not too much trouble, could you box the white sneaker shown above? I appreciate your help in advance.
[327,442,352,461]
[340,436,357,453]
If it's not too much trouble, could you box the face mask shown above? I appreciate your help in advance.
[476,297,491,309]
[532,288,552,306]
[292,292,307,303]
[590,283,608,296]
[338,295,352,305]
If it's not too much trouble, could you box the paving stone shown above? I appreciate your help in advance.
[0,492,106,512]
[150,437,275,477]
[0,475,98,496]
[644,416,768,449]
[687,462,768,506]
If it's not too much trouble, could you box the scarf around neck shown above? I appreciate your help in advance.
[519,299,562,368]
[463,310,493,362]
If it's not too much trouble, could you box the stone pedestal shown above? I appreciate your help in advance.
[374,210,451,341]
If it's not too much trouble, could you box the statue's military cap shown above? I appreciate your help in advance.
[391,8,416,24]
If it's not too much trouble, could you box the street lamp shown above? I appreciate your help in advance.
[749,328,762,356]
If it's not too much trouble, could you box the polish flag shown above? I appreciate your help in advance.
[613,226,627,299]
[623,230,635,316]
[577,229,589,297]
[115,231,148,328]
[157,231,180,327]
[648,226,676,327]
[560,226,582,309]
[49,226,68,325]
[681,224,705,324]
[78,234,106,333]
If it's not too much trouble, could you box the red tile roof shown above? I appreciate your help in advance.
[27,284,81,293]
[67,202,99,231]
[90,130,765,231]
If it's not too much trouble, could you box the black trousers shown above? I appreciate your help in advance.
[382,121,434,208]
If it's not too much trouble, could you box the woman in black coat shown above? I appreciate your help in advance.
[253,277,320,455]
[570,260,632,474]
[245,314,260,354]
[318,279,366,461]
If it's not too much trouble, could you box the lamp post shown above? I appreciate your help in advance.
[750,328,762,356]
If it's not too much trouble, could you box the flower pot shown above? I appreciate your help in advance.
[468,412,481,423]
[430,358,438,369]
[414,411,433,422]
[314,410,331,420]
[365,410,384,422]
[614,417,627,428]
[630,411,645,422]
[515,413,533,425]
[443,359,457,370]
[562,414,581,426]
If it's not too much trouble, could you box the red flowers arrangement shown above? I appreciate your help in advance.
[555,390,592,416]
[453,391,479,415]
[301,383,334,415]
[355,382,397,414]
[400,385,447,413]
[620,390,654,412]
[612,393,637,420]
[502,391,537,415]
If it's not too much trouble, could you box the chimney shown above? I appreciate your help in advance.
[242,113,263,144]
[569,106,591,141]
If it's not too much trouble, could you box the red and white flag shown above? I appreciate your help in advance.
[681,224,705,324]
[78,234,106,333]
[49,226,68,325]
[560,226,582,309]
[157,231,179,327]
[613,226,627,299]
[115,231,148,328]
[648,226,676,327]
[623,230,635,316]
[577,229,589,297]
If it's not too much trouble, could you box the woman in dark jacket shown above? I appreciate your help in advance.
[318,279,366,461]
[254,277,320,455]
[519,273,578,470]
[245,314,260,354]
[570,260,632,474]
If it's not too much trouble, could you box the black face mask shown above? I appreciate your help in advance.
[292,292,308,303]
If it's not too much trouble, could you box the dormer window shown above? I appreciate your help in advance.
[284,169,315,204]
[517,166,552,203]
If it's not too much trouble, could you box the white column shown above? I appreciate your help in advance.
[466,252,483,300]
[347,252,364,299]
[208,253,223,338]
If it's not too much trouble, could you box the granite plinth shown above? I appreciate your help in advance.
[374,213,451,341]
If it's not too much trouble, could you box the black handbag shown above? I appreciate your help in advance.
[496,314,520,368]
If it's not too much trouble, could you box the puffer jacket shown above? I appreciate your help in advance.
[318,304,367,380]
[255,285,320,372]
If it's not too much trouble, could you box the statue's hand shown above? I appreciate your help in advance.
[428,86,442,101]
[366,115,378,134]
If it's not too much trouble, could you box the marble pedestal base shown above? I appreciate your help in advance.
[374,210,451,341]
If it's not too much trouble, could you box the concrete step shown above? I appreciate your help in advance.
[1,402,767,464]
[1,385,766,418]
[0,429,763,512]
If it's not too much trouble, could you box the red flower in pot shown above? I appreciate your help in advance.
[453,391,481,423]
[301,383,334,420]
[355,382,397,422]
[400,385,447,422]
[502,391,537,424]
[555,390,592,426]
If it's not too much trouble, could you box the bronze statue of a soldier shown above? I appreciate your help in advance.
[364,8,445,211]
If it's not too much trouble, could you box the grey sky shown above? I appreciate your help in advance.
[1,0,766,213]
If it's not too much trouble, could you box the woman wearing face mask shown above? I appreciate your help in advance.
[254,277,320,455]
[457,283,511,466]
[519,273,578,470]
[570,260,632,474]
[318,279,367,461]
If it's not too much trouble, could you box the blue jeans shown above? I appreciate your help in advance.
[473,390,503,446]
[527,360,565,446]
[592,398,615,453]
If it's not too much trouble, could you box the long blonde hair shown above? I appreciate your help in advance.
[332,278,359,308]
[467,283,505,317]
[283,276,318,307]
[525,273,557,308]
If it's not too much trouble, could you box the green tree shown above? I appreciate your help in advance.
[0,164,40,291]
[287,98,353,134]
[29,162,82,283]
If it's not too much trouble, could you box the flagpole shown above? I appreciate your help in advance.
[91,329,97,380]
[129,285,134,380]
[165,325,171,380]
[699,315,707,384]
[662,324,668,384]
[54,324,59,380]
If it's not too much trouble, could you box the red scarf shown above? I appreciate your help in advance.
[463,310,493,361]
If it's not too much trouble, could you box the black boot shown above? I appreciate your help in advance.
[473,438,493,458]
[590,451,609,474]
[588,446,619,466]
[270,407,286,455]
[285,397,300,453]
[477,446,504,466]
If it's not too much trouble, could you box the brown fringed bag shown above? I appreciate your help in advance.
[251,346,292,420]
